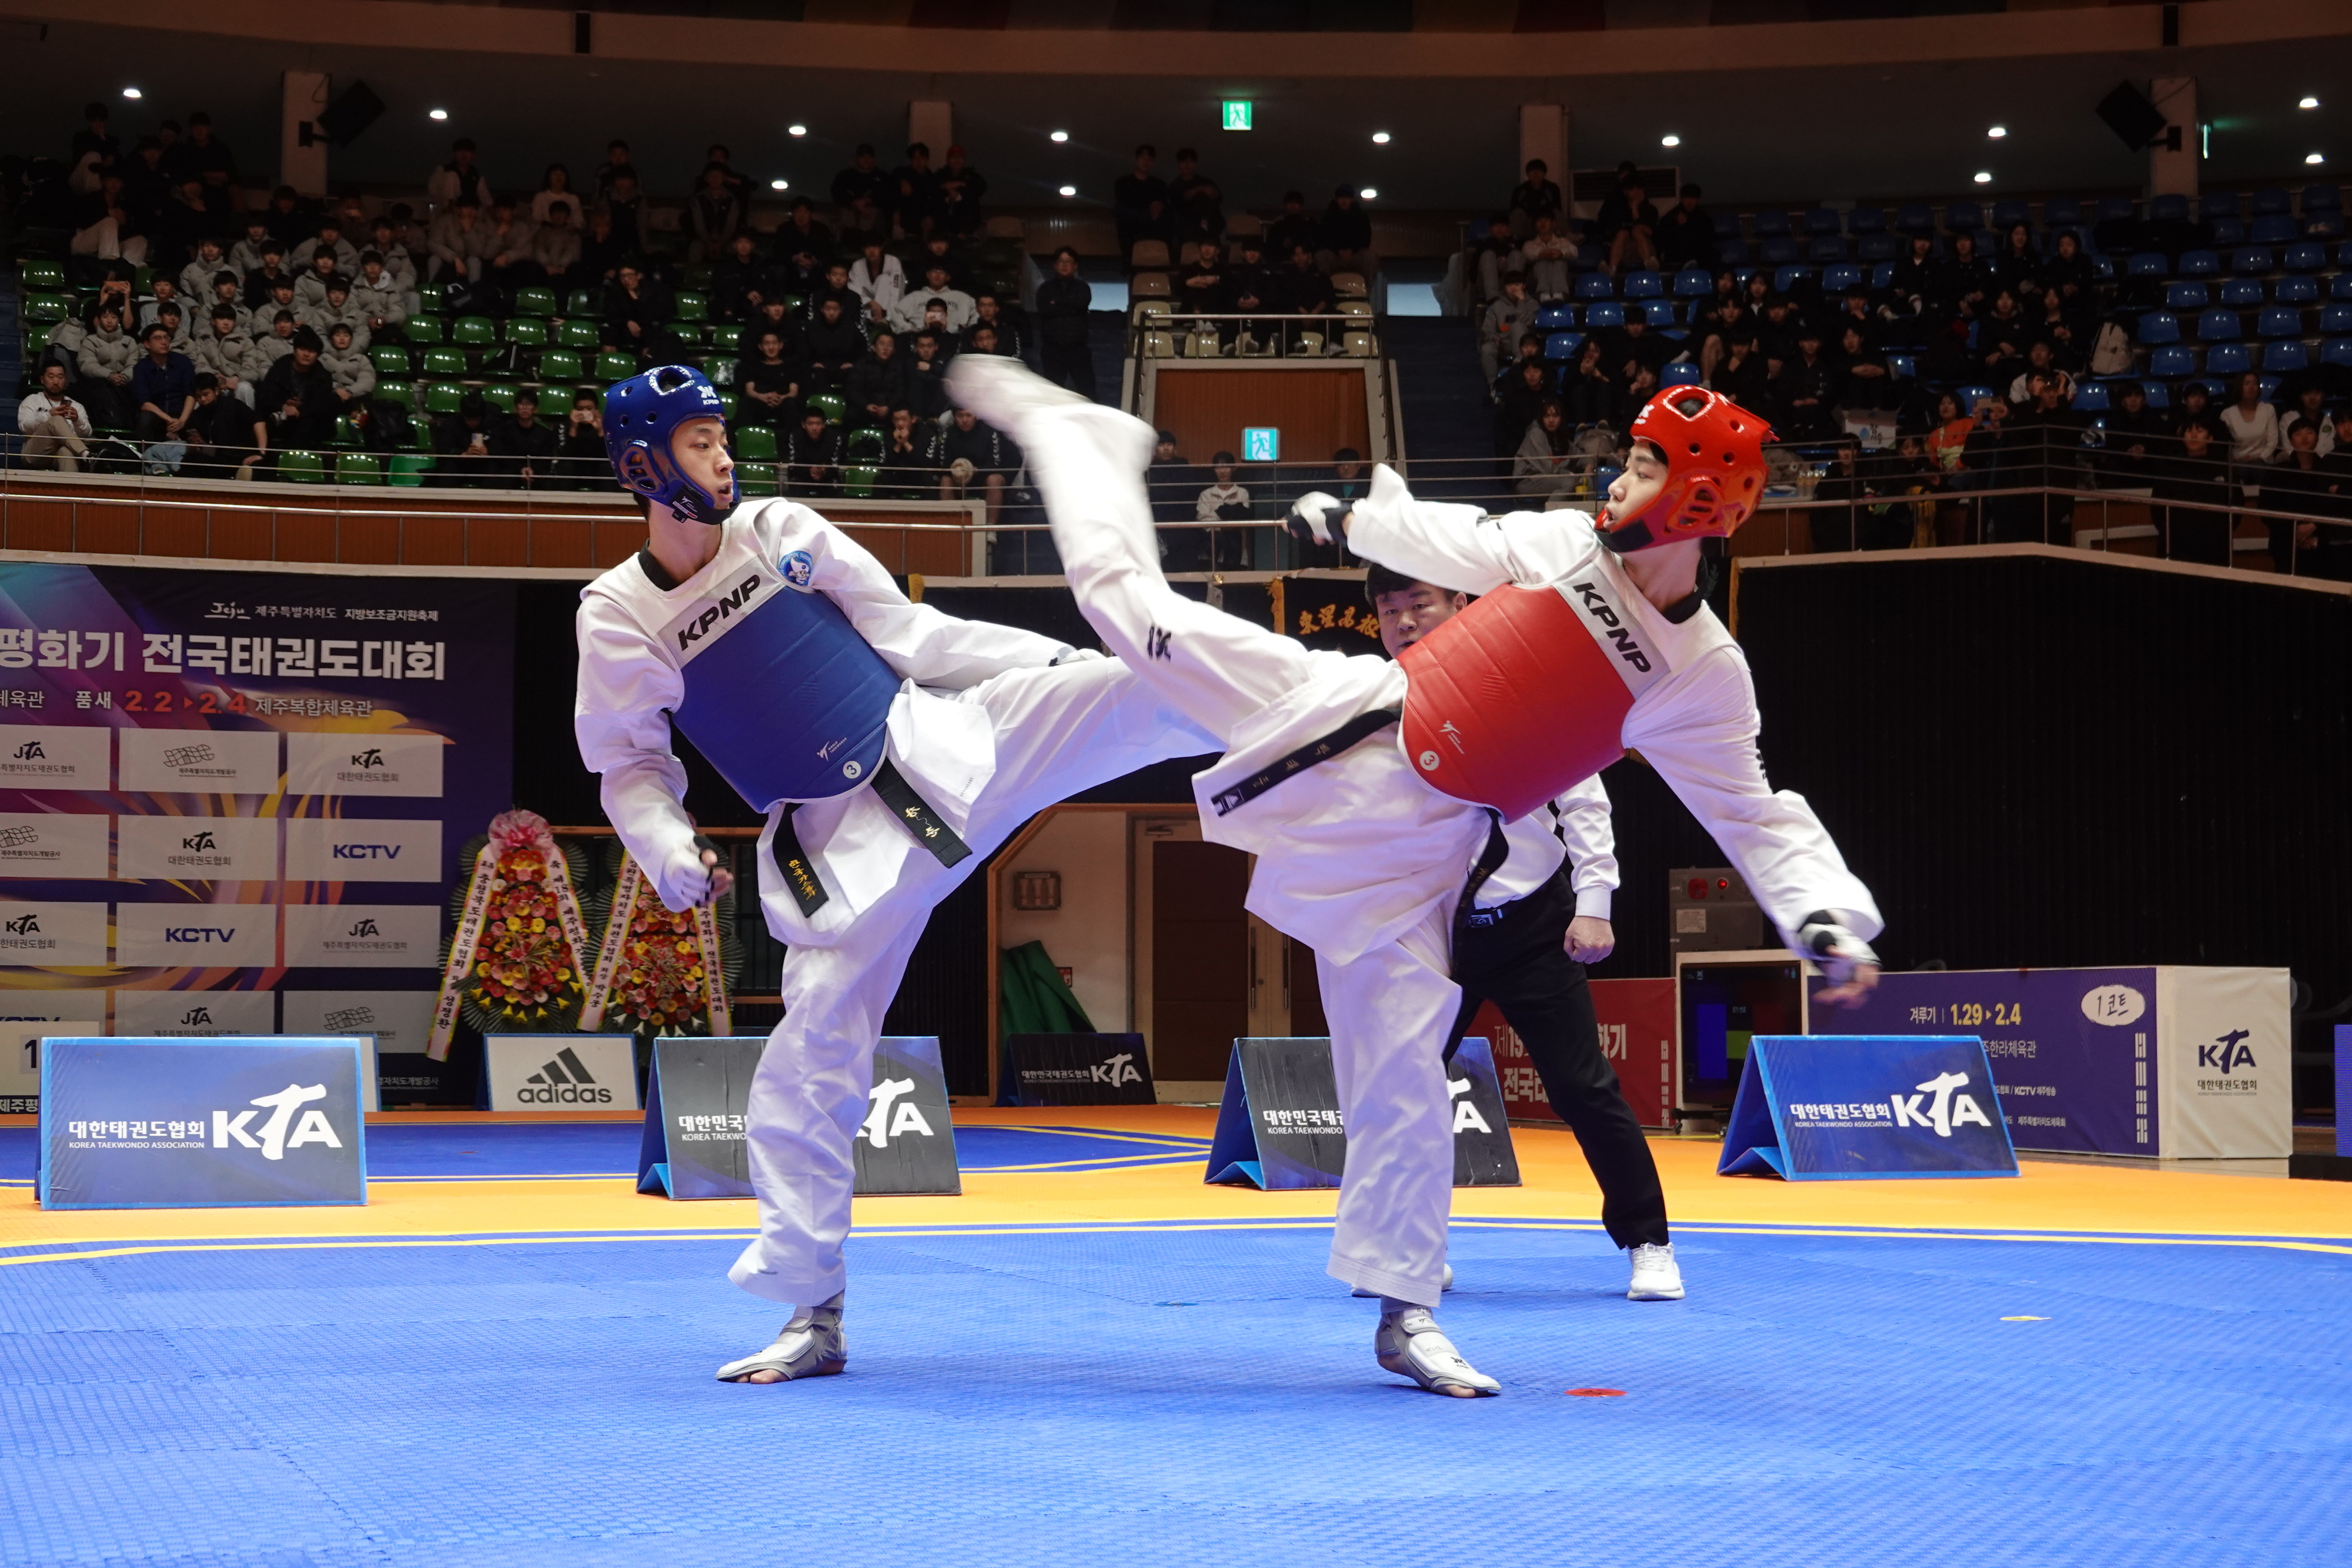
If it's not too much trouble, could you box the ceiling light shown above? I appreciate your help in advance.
[1661,134,1681,148]
[1973,170,1993,184]
[770,178,789,190]
[1987,125,2007,139]
[2300,97,2320,111]
[1050,130,1070,143]
[1371,131,1390,145]
[1058,185,1076,198]
[787,123,807,137]
[121,86,141,100]
[429,108,449,121]
[1359,187,1377,200]
[2309,152,2328,165]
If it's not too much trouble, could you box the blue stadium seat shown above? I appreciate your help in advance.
[1714,238,1749,266]
[1807,236,1849,263]
[2094,255,2116,279]
[1802,208,1841,236]
[2199,192,2241,223]
[2334,273,2352,301]
[2304,183,2344,214]
[2283,242,2326,272]
[2256,305,2302,337]
[2219,278,2262,307]
[2253,186,2292,216]
[1583,300,1625,329]
[1643,300,1678,326]
[1752,209,1792,238]
[2072,382,2110,412]
[1895,203,1935,235]
[2275,276,2318,305]
[2263,341,2310,373]
[2183,376,2227,402]
[2127,252,2169,278]
[2260,374,2283,401]
[1885,352,1916,379]
[1820,263,1862,295]
[2210,218,2246,246]
[2178,249,2220,278]
[2341,240,2352,267]
[1870,261,1895,289]
[2250,214,2297,245]
[2044,196,2086,226]
[1856,233,1899,262]
[1991,199,2030,230]
[1661,361,1702,386]
[1943,201,1983,232]
[2196,309,2243,341]
[2322,302,2352,335]
[2324,339,2352,369]
[2136,311,2183,345]
[2142,382,2170,408]
[1543,330,1583,360]
[1574,273,1615,300]
[2147,343,2197,379]
[2164,281,2210,310]
[2307,213,2346,239]
[2229,246,2273,274]
[1535,303,1575,329]
[1671,267,1713,297]
[2150,194,2189,223]
[2203,342,2252,376]
[1759,236,1801,266]
[2097,196,2137,224]
[1847,206,1887,235]
[1621,270,1665,299]
[1956,384,1996,410]
[1773,265,1814,293]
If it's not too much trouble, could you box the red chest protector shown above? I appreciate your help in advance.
[1397,571,1672,822]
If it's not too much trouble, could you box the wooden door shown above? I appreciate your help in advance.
[1150,840,1251,1082]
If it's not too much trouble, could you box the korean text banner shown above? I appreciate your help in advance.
[0,562,514,1075]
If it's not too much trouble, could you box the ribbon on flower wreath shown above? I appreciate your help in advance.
[427,809,599,1059]
[579,842,734,1038]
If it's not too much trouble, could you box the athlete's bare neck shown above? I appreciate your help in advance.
[1615,536,1702,609]
[646,505,723,584]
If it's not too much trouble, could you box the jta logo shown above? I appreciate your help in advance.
[1448,1076,1492,1135]
[860,1076,934,1146]
[2196,1028,2255,1074]
[212,1082,343,1159]
[181,1006,213,1027]
[352,747,386,769]
[348,918,380,938]
[5,913,39,935]
[1890,1071,1994,1138]
[12,740,45,760]
[182,830,218,852]
[1092,1052,1142,1087]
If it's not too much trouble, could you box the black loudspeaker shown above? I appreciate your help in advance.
[315,80,386,148]
[2095,80,2169,152]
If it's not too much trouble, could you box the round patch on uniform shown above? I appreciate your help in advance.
[1418,750,1440,771]
[781,549,816,589]
[842,759,862,780]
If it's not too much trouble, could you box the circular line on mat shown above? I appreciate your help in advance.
[2000,1315,2050,1321]
[1565,1388,1626,1397]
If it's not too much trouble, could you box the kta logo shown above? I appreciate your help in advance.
[166,926,237,943]
[2197,1028,2256,1074]
[1892,1071,1994,1138]
[182,830,218,852]
[860,1076,934,1146]
[181,1006,213,1027]
[332,843,402,860]
[351,747,386,768]
[5,913,39,935]
[1448,1075,1493,1135]
[347,918,381,938]
[213,1082,342,1159]
[519,1047,613,1105]
[1091,1052,1142,1087]
[12,740,45,760]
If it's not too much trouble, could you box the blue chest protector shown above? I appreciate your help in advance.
[669,581,901,813]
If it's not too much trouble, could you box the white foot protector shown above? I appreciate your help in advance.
[1627,1243,1685,1300]
[1353,1263,1452,1298]
[714,1292,847,1383]
[946,352,1088,433]
[1375,1305,1499,1398]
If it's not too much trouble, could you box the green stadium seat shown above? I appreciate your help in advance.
[22,291,73,323]
[512,286,557,318]
[334,410,368,448]
[424,381,467,414]
[716,390,739,419]
[777,295,805,316]
[422,346,468,377]
[370,345,412,378]
[131,265,153,295]
[673,291,710,322]
[707,325,742,352]
[504,317,550,347]
[418,283,447,314]
[479,383,521,414]
[733,425,779,461]
[451,315,497,347]
[389,453,435,487]
[564,289,596,316]
[404,315,446,345]
[537,348,585,383]
[846,427,884,463]
[335,452,386,484]
[805,391,846,425]
[840,464,877,499]
[19,260,65,290]
[559,318,600,349]
[682,265,714,291]
[594,352,637,381]
[276,450,328,484]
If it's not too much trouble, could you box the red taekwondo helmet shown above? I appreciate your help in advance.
[1596,385,1772,552]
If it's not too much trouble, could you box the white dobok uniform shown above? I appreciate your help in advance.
[1015,400,1879,1307]
[577,499,1212,1309]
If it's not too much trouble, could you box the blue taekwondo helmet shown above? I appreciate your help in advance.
[604,363,731,523]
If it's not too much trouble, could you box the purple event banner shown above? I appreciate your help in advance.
[1810,967,2156,1156]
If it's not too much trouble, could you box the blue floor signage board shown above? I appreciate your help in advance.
[38,1036,368,1209]
[1718,1035,2019,1181]
[1205,1037,1519,1190]
[638,1035,960,1198]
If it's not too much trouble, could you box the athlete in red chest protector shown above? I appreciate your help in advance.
[950,358,1883,1399]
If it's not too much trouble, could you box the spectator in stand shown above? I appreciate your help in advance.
[1692,293,1750,383]
[178,236,232,309]
[1773,325,1840,440]
[1179,240,1229,315]
[2264,420,2335,574]
[2153,417,2230,563]
[183,374,258,476]
[2003,370,2083,544]
[1265,190,1318,268]
[433,394,499,487]
[1493,330,1545,399]
[938,146,987,235]
[808,260,858,323]
[18,363,93,473]
[687,162,747,263]
[2323,406,2352,514]
[2220,371,2281,465]
[149,301,192,355]
[1990,222,2043,300]
[1114,145,1170,262]
[1808,439,1876,552]
[2278,385,2336,456]
[1836,324,1896,414]
[1169,149,1225,259]
[490,389,560,487]
[1195,451,1250,521]
[1655,185,1718,275]
[429,196,488,284]
[891,143,943,239]
[847,330,909,427]
[904,330,953,420]
[202,270,250,335]
[801,295,866,394]
[1925,390,1974,477]
[2042,230,2094,316]
[711,231,773,324]
[292,216,358,275]
[577,206,627,290]
[244,241,301,312]
[318,323,377,429]
[603,171,648,256]
[191,305,262,407]
[850,239,907,329]
[603,262,677,367]
[257,277,303,340]
[480,198,540,294]
[293,248,346,315]
[784,408,843,496]
[252,327,339,466]
[228,215,276,279]
[938,405,1018,523]
[703,144,753,202]
[75,306,139,429]
[1518,215,1576,302]
[745,296,804,362]
[1930,230,1991,323]
[1479,272,1536,386]
[1146,430,1198,526]
[139,278,190,338]
[1561,338,1620,429]
[259,183,309,249]
[880,407,940,497]
[1508,159,1563,241]
[69,101,119,192]
[152,176,213,272]
[1470,215,1520,306]
[298,279,370,351]
[594,140,637,201]
[527,204,582,295]
[254,309,300,370]
[71,168,147,264]
[1036,247,1094,399]
[965,293,1024,360]
[832,144,891,244]
[169,112,236,214]
[2033,287,2084,375]
[1279,243,1334,316]
[1494,356,1553,456]
[1317,187,1377,282]
[532,165,582,225]
[1603,312,1671,385]
[893,263,976,335]
[1514,398,1578,500]
[557,392,610,489]
[2006,340,2074,406]
[1595,165,1658,275]
[2103,380,2167,487]
[776,199,835,280]
[1709,331,1771,411]
[426,139,491,212]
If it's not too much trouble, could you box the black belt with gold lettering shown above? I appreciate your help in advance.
[1208,705,1402,817]
[769,758,970,918]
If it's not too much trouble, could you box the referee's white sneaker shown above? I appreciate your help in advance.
[1375,1305,1500,1398]
[1627,1243,1685,1300]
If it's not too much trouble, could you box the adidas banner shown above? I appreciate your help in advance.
[1717,1035,2020,1181]
[480,1034,640,1113]
[637,1035,960,1199]
[1204,1037,1520,1191]
[1000,1032,1154,1106]
[38,1036,368,1209]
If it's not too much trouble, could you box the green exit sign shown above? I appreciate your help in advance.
[1221,99,1252,132]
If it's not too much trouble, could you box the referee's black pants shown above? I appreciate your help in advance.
[1444,870,1670,1249]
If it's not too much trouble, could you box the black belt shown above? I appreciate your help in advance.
[770,758,970,918]
[1208,705,1401,817]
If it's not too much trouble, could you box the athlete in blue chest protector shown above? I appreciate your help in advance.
[574,366,1214,1384]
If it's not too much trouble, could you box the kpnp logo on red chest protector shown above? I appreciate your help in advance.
[1398,571,1671,821]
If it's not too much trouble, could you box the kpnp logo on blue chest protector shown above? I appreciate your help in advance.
[660,538,901,812]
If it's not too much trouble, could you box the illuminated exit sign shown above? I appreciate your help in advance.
[1222,100,1253,131]
[1242,427,1279,462]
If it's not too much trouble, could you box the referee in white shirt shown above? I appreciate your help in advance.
[1365,562,1682,1302]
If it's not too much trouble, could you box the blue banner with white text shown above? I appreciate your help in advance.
[1720,1035,2019,1181]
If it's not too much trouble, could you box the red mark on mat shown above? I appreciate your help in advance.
[1564,1388,1625,1398]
